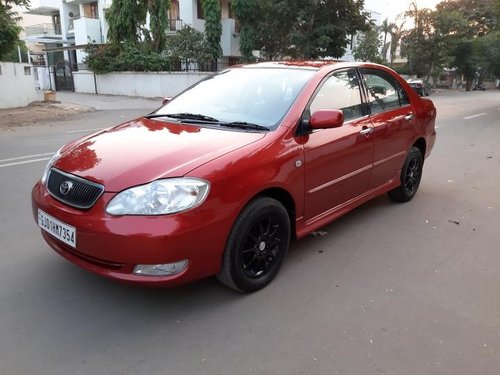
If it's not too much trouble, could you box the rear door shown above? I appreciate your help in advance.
[360,68,416,189]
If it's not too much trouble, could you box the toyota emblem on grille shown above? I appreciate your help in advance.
[59,181,74,195]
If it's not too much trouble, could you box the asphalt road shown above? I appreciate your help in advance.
[0,91,499,375]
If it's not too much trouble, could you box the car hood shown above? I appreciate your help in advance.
[54,118,267,192]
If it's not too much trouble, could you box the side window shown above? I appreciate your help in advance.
[362,69,408,114]
[310,70,363,121]
[399,84,410,106]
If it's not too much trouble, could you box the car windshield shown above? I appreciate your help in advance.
[155,68,315,129]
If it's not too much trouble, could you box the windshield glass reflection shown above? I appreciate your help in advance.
[156,68,315,128]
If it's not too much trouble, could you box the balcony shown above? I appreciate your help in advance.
[24,23,62,37]
[74,17,102,45]
[74,17,102,64]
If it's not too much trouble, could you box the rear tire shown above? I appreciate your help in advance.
[388,146,424,202]
[217,197,291,293]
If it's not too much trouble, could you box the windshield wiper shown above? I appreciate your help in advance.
[219,121,270,131]
[144,112,220,122]
[144,114,269,131]
[144,113,173,119]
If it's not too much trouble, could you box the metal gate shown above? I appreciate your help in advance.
[52,63,74,91]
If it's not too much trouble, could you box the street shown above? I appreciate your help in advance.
[0,91,499,374]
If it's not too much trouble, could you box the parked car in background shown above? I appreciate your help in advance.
[32,62,437,293]
[408,79,431,96]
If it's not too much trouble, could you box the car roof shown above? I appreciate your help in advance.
[239,61,340,70]
[236,60,391,72]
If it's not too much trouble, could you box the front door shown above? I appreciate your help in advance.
[303,69,374,222]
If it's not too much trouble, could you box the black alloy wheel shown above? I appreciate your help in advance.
[241,214,284,279]
[403,156,422,197]
[388,146,424,202]
[217,197,291,293]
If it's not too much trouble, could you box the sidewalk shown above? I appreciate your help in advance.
[1,92,161,128]
[35,91,160,111]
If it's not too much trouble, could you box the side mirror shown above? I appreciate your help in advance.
[162,97,172,106]
[310,109,344,129]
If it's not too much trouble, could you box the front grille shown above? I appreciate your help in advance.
[47,168,104,209]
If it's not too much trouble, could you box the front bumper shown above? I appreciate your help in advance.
[32,181,237,286]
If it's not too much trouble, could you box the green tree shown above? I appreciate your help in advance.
[106,0,146,44]
[353,23,383,63]
[437,0,497,36]
[232,0,258,61]
[147,0,171,52]
[1,39,28,62]
[434,0,498,90]
[165,26,213,69]
[233,0,369,60]
[0,0,29,60]
[476,30,500,79]
[289,0,369,59]
[403,7,448,82]
[106,0,173,52]
[201,0,222,59]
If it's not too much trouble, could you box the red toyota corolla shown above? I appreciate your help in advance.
[32,61,436,292]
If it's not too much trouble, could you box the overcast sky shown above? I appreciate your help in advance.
[365,0,441,23]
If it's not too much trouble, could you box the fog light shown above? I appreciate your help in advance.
[133,260,188,276]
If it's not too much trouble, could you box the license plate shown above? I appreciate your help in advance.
[38,209,76,248]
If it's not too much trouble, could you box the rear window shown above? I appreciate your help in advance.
[361,69,410,114]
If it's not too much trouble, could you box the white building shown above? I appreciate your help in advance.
[22,0,241,90]
[341,6,383,62]
[21,0,396,91]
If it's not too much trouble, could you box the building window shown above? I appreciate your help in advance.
[24,66,31,75]
[83,2,98,19]
[53,14,62,34]
[196,0,204,19]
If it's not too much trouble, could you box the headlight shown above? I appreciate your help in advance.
[41,148,62,184]
[106,178,210,215]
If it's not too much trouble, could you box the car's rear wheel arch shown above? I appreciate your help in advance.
[413,137,426,159]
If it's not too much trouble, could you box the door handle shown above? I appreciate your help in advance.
[404,113,414,121]
[359,126,373,136]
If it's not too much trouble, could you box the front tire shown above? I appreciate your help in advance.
[217,197,291,293]
[388,146,424,202]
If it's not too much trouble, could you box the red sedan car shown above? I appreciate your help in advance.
[32,61,436,292]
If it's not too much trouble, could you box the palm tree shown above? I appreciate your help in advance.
[380,18,395,61]
[389,18,406,67]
